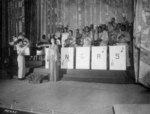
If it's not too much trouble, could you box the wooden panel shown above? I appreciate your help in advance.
[8,0,25,39]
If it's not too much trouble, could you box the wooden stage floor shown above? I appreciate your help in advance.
[0,79,149,114]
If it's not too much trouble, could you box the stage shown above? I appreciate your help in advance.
[0,79,149,114]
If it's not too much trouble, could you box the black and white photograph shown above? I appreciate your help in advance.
[0,0,150,114]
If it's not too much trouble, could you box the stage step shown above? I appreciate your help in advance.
[33,67,49,74]
[61,69,134,83]
[62,74,133,83]
[62,69,126,75]
[30,67,134,83]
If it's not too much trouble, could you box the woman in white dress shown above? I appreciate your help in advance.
[37,37,60,81]
[47,38,60,81]
[16,39,29,80]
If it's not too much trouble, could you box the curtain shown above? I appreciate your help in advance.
[25,0,39,43]
[134,0,150,88]
[2,0,8,59]
[8,0,25,40]
[40,0,133,38]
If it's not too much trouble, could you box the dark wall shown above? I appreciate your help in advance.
[1,0,8,60]
[0,0,2,53]
[25,0,38,44]
[24,0,32,40]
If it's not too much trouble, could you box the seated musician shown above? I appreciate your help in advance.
[83,26,92,47]
[117,24,131,67]
[117,25,130,44]
[61,27,69,47]
[100,24,109,46]
[93,26,99,46]
[108,18,117,45]
[64,30,75,47]
[122,16,130,31]
[108,17,117,31]
[89,24,94,42]
[98,25,103,45]
[76,29,83,46]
